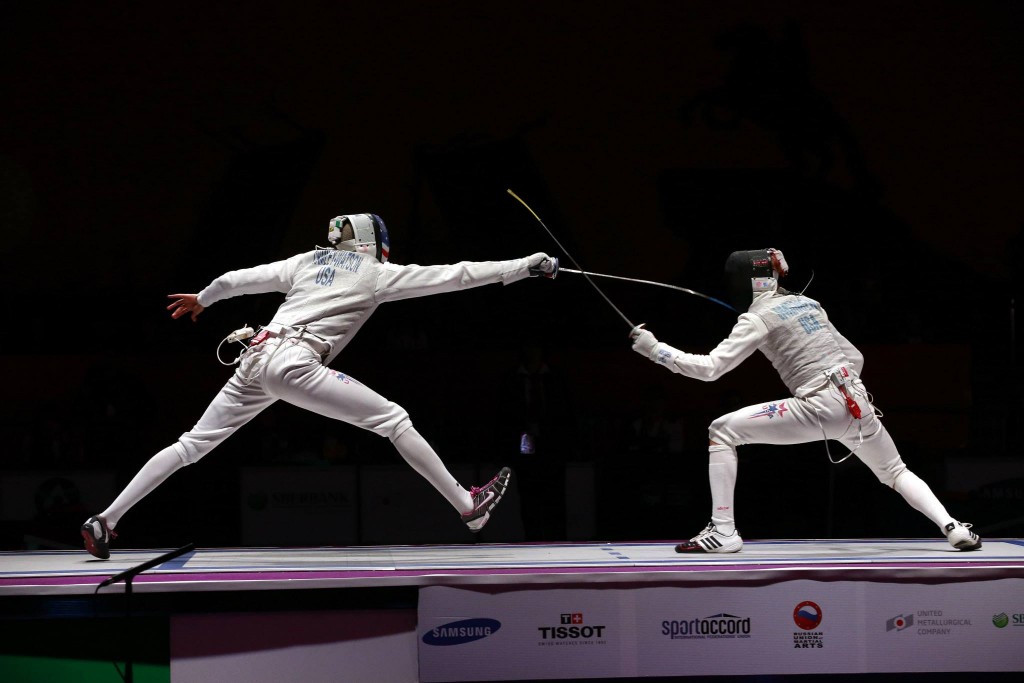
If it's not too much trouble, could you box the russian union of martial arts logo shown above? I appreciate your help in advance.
[792,601,824,649]
[749,402,788,419]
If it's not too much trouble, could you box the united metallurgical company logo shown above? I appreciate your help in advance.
[886,614,914,632]
[422,618,501,646]
[662,613,752,640]
[913,610,972,635]
[537,612,608,646]
[792,601,824,649]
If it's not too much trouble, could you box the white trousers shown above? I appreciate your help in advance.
[709,378,906,487]
[101,336,474,528]
[175,339,411,465]
[704,377,953,534]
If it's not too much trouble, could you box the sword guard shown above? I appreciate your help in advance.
[529,257,559,279]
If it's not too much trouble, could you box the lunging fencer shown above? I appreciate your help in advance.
[81,213,556,559]
[629,248,981,554]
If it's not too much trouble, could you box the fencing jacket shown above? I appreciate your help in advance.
[649,291,865,395]
[198,249,534,364]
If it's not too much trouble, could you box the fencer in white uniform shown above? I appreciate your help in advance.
[630,248,981,553]
[81,213,556,558]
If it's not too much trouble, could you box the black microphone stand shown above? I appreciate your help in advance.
[98,543,195,683]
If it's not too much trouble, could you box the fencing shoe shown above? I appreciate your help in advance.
[462,467,511,532]
[944,521,982,551]
[675,523,743,554]
[81,515,116,560]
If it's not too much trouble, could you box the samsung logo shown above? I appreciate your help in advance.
[422,618,501,646]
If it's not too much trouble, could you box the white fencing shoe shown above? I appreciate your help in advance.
[944,521,982,551]
[675,523,743,554]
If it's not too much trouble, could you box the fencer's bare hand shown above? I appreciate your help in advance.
[167,293,204,322]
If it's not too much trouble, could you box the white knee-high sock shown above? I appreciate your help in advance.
[393,427,473,513]
[709,444,738,534]
[893,470,953,530]
[101,445,186,529]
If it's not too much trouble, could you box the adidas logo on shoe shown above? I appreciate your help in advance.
[675,523,743,554]
[944,521,981,551]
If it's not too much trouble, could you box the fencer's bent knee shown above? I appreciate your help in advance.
[708,415,737,448]
[388,415,414,442]
[851,420,907,488]
[885,465,911,489]
[170,440,198,466]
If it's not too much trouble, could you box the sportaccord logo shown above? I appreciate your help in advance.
[422,618,501,646]
[662,613,752,640]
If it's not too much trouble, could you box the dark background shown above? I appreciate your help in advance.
[2,1,1022,550]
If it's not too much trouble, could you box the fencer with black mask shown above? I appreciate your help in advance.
[81,213,557,559]
[630,248,980,553]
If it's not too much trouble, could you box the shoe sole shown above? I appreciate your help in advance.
[80,526,109,560]
[675,542,743,554]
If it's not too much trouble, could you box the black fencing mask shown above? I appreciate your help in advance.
[723,248,789,311]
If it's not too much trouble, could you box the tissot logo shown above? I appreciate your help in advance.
[422,618,501,646]
[538,612,607,640]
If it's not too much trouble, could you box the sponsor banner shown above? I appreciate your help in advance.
[634,582,866,677]
[418,579,1024,681]
[418,587,629,681]
[864,578,1024,672]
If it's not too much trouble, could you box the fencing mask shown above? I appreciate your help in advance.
[723,248,789,311]
[327,214,391,263]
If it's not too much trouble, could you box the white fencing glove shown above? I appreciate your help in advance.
[630,324,660,358]
[527,253,559,278]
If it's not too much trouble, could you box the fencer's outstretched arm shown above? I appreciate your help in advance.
[375,253,554,302]
[630,315,768,381]
[196,254,307,308]
[167,293,205,322]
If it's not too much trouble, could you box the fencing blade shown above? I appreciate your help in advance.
[559,267,737,312]
[507,189,637,329]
